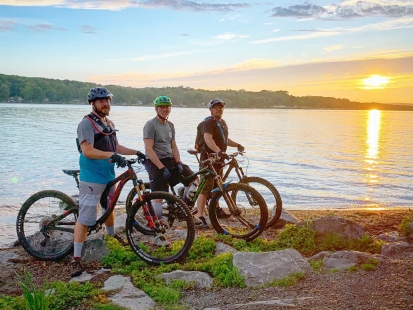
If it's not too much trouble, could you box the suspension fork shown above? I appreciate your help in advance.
[130,179,162,231]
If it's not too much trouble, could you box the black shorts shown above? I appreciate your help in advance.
[145,157,197,192]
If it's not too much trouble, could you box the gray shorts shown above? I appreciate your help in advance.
[77,181,115,226]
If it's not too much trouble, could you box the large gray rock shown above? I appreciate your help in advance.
[323,250,383,271]
[306,251,330,262]
[107,276,155,310]
[381,241,411,257]
[82,234,110,262]
[233,249,312,287]
[307,216,366,240]
[0,251,22,266]
[157,270,213,288]
[215,242,237,256]
[376,231,406,242]
[271,210,299,229]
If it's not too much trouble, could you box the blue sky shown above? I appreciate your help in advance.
[1,0,413,103]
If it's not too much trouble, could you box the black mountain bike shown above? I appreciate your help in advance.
[15,157,195,265]
[189,149,282,229]
[126,154,268,241]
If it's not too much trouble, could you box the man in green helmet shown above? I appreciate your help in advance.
[143,96,198,244]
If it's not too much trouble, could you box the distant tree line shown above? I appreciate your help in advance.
[0,73,412,110]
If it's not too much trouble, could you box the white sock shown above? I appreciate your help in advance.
[152,201,163,218]
[73,242,83,258]
[106,225,115,236]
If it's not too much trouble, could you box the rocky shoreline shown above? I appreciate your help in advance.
[1,209,412,310]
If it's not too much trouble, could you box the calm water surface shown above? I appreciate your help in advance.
[1,104,412,247]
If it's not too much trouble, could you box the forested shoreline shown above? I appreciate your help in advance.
[1,73,412,110]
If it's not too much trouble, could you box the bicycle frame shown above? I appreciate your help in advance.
[222,156,247,183]
[190,150,247,184]
[172,156,232,209]
[50,159,157,235]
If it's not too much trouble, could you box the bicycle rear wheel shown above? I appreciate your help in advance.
[240,177,282,229]
[16,190,78,261]
[209,183,268,241]
[126,191,195,265]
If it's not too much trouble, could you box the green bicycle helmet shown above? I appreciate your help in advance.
[154,96,172,107]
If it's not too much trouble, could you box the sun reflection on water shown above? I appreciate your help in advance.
[363,110,382,202]
[366,110,381,160]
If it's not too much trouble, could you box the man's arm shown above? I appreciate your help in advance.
[144,138,164,169]
[204,133,221,153]
[80,141,113,159]
[227,138,239,148]
[116,144,140,156]
[171,139,181,163]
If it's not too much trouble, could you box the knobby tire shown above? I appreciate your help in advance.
[16,190,78,261]
[240,176,282,229]
[125,191,195,265]
[208,183,268,241]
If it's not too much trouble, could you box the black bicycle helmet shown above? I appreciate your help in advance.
[88,87,113,103]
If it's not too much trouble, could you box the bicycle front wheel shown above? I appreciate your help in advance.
[241,177,282,229]
[126,191,195,265]
[16,190,78,261]
[209,183,268,241]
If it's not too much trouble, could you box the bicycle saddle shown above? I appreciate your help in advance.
[187,149,199,155]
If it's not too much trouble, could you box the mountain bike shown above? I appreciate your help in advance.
[15,157,195,265]
[126,153,268,241]
[188,149,282,229]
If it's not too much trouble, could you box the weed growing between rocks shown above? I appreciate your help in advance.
[0,276,118,310]
[216,224,382,255]
[18,270,52,310]
[398,209,413,236]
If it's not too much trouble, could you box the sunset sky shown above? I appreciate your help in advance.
[1,0,413,104]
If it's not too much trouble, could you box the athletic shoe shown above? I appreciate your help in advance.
[70,260,83,278]
[216,207,231,219]
[194,216,209,228]
[153,236,170,247]
[113,233,128,246]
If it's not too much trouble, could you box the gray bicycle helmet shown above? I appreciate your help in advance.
[88,87,113,103]
[208,98,225,109]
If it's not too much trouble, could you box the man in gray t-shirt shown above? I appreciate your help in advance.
[143,96,198,220]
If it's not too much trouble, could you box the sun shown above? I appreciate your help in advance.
[362,75,389,89]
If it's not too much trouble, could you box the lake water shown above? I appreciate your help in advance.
[1,104,412,248]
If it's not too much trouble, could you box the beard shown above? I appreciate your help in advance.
[93,104,110,117]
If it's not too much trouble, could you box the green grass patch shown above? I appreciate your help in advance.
[264,272,306,288]
[0,295,26,310]
[309,259,323,271]
[398,209,413,236]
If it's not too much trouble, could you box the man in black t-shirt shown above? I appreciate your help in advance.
[194,98,244,227]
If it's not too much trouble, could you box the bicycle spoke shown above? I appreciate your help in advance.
[209,183,267,241]
[126,191,194,265]
[16,190,77,261]
[241,177,282,229]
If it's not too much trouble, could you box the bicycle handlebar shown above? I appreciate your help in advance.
[109,156,146,167]
[200,151,243,166]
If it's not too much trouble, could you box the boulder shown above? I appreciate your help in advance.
[381,241,411,257]
[323,250,384,271]
[215,242,237,256]
[157,270,213,288]
[271,210,299,229]
[306,216,366,240]
[233,249,312,287]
